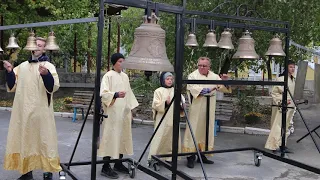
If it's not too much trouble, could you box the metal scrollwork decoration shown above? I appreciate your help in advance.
[210,0,264,18]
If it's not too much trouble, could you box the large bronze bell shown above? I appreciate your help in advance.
[185,33,199,47]
[122,13,174,72]
[45,31,60,51]
[265,34,285,56]
[24,31,39,51]
[218,28,234,49]
[203,30,218,47]
[232,30,259,59]
[6,34,20,49]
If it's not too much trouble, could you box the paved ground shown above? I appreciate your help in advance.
[0,104,320,180]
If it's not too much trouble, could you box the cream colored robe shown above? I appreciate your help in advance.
[4,61,61,174]
[265,75,295,150]
[148,87,185,161]
[98,70,139,159]
[183,70,231,153]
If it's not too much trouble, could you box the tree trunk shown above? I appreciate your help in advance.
[73,33,77,73]
[87,25,92,73]
[266,56,272,80]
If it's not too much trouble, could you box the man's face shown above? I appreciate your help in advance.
[197,59,210,75]
[288,64,295,75]
[32,40,46,57]
[114,58,124,72]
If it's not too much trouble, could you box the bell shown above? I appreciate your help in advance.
[122,13,174,72]
[232,30,259,59]
[6,34,20,49]
[185,33,199,47]
[203,30,218,47]
[265,34,286,56]
[24,31,39,51]
[218,28,234,49]
[45,31,60,51]
[0,46,3,52]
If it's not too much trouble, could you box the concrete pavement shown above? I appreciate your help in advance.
[0,104,320,180]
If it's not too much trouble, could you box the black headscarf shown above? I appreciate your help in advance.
[160,72,174,88]
[111,53,125,65]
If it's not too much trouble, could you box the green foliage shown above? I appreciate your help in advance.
[131,74,160,97]
[236,86,261,117]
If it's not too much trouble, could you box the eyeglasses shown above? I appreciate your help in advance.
[198,65,209,68]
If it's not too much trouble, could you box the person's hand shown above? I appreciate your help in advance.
[3,60,13,72]
[220,74,229,80]
[39,65,49,75]
[210,87,217,92]
[166,96,171,104]
[200,88,210,95]
[118,91,126,98]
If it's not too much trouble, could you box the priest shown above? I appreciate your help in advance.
[183,57,232,168]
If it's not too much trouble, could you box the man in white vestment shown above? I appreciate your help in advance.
[183,57,231,168]
[98,53,139,179]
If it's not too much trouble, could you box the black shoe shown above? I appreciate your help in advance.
[197,154,214,164]
[114,162,129,174]
[43,172,53,180]
[186,155,195,168]
[17,171,34,180]
[274,147,293,154]
[101,164,119,179]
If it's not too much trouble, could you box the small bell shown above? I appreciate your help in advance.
[6,34,20,49]
[24,31,39,51]
[0,46,3,52]
[218,28,234,49]
[203,30,218,47]
[45,31,60,51]
[265,34,286,56]
[185,33,199,47]
[232,30,259,59]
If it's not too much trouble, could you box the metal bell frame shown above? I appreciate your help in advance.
[1,0,320,180]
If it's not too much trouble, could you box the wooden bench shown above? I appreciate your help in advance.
[67,90,94,122]
[215,99,234,134]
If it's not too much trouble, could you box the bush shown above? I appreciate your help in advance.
[244,112,263,124]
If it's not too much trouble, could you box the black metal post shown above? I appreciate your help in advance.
[137,95,175,163]
[91,0,104,179]
[280,24,290,157]
[68,94,94,169]
[205,95,210,151]
[171,13,182,180]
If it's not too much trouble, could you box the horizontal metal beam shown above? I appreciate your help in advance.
[253,148,320,175]
[104,0,288,26]
[183,80,285,86]
[104,0,183,14]
[185,18,288,33]
[0,17,98,31]
[185,10,288,25]
[290,40,320,56]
